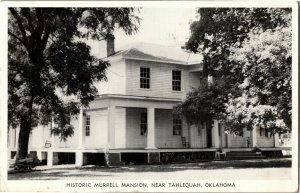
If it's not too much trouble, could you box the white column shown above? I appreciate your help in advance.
[212,120,220,148]
[108,105,116,149]
[50,115,55,148]
[145,107,156,149]
[274,133,280,147]
[47,150,53,168]
[36,151,42,161]
[227,133,232,148]
[252,127,258,147]
[78,108,84,149]
[75,151,83,167]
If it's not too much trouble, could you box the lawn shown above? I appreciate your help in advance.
[8,158,291,180]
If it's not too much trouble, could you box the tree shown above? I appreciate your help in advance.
[8,8,140,160]
[225,18,292,134]
[177,8,291,134]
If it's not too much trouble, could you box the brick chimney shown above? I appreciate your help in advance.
[106,34,115,57]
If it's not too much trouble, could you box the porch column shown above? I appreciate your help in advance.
[227,133,232,148]
[50,115,55,148]
[212,120,220,148]
[47,150,53,168]
[75,151,83,167]
[252,127,258,147]
[108,105,116,148]
[78,108,84,149]
[36,151,42,161]
[274,133,280,147]
[145,107,156,149]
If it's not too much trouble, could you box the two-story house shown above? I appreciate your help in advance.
[7,39,281,167]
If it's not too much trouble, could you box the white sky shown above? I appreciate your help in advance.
[88,7,199,58]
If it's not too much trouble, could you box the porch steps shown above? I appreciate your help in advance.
[226,151,266,160]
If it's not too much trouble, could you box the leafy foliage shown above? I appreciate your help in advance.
[8,8,140,159]
[178,8,292,134]
[174,79,238,125]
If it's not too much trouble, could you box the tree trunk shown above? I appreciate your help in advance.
[16,95,34,161]
[16,115,32,160]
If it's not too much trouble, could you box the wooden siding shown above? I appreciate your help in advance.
[125,59,200,99]
[84,109,108,148]
[114,107,126,148]
[229,128,251,148]
[94,59,126,95]
[125,108,147,148]
[190,124,207,148]
[28,125,51,148]
[155,109,183,148]
[54,117,79,148]
[256,128,274,147]
[125,108,189,148]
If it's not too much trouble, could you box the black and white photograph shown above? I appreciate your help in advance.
[0,1,298,192]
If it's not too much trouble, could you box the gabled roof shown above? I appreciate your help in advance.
[110,42,203,65]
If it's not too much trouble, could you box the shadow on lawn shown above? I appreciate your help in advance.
[61,158,292,173]
[8,158,291,180]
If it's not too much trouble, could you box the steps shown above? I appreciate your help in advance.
[226,151,266,160]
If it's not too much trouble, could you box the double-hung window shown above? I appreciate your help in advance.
[85,115,90,136]
[140,112,147,135]
[140,67,150,89]
[172,70,181,91]
[173,114,182,136]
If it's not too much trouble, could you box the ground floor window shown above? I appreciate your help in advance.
[140,111,147,135]
[197,123,204,136]
[173,114,182,136]
[85,115,90,136]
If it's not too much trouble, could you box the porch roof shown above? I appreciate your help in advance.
[95,94,182,102]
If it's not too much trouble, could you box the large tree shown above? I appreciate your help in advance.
[176,8,291,134]
[8,8,140,160]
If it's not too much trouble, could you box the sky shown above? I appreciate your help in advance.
[88,7,199,58]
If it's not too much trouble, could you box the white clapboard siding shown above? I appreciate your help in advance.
[125,108,147,148]
[256,129,274,147]
[155,109,182,148]
[84,109,108,149]
[126,60,199,99]
[54,117,80,148]
[94,59,126,95]
[190,125,207,148]
[114,107,126,148]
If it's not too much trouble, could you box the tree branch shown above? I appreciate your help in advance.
[41,25,51,50]
[21,8,34,34]
[9,8,28,47]
[8,31,25,45]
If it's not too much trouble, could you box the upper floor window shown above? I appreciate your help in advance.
[173,114,182,136]
[140,111,147,135]
[172,70,181,91]
[85,115,90,136]
[140,67,150,89]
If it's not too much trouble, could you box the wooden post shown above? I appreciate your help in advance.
[145,107,156,149]
[108,105,116,148]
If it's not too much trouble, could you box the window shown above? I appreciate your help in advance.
[85,115,90,136]
[218,123,221,136]
[197,124,202,136]
[173,114,182,136]
[140,112,147,135]
[140,67,150,89]
[260,127,262,136]
[265,129,268,138]
[172,70,181,91]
